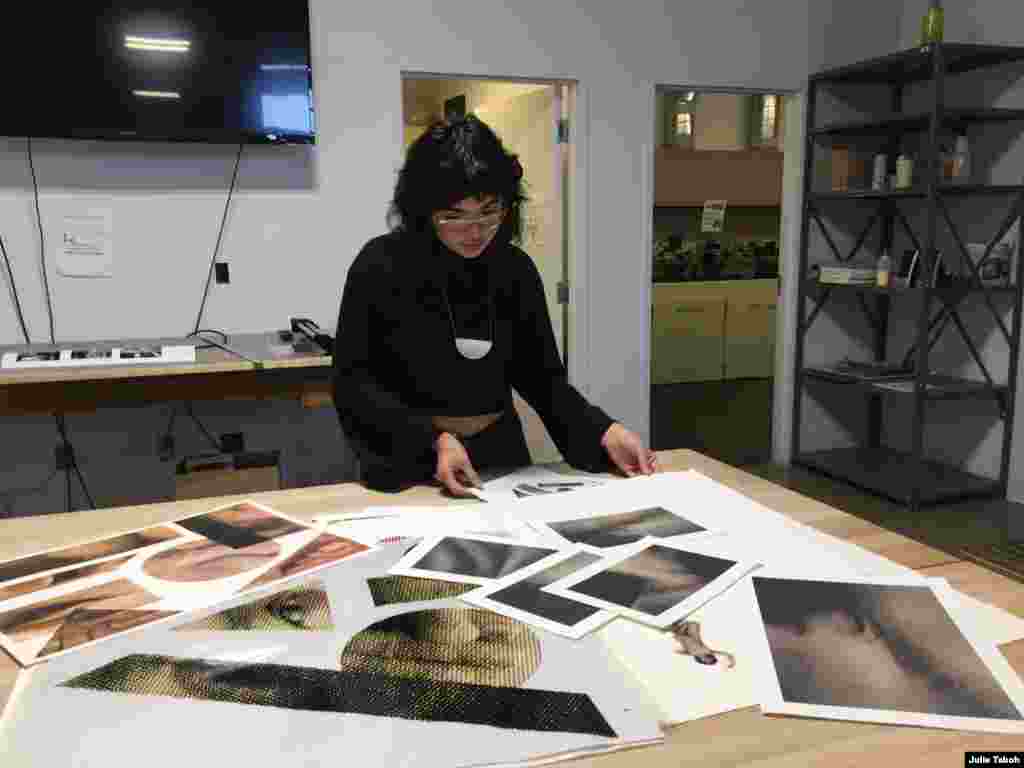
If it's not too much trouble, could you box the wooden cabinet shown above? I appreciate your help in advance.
[652,280,778,384]
[654,147,783,207]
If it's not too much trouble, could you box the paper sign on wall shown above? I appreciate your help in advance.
[700,200,727,233]
[56,208,113,278]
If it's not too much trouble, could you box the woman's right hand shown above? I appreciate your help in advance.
[433,432,482,497]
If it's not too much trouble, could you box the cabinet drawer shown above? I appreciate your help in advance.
[651,298,725,384]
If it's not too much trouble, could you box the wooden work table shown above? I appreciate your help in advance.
[0,331,333,414]
[1,449,1022,766]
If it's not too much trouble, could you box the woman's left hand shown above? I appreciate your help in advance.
[600,423,657,477]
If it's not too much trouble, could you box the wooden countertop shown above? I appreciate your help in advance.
[0,332,330,386]
[1,448,1022,766]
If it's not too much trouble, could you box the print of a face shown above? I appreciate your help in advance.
[339,608,541,687]
[433,194,504,259]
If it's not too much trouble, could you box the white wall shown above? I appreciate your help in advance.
[0,0,897,515]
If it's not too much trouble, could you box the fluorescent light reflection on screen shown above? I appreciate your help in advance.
[125,35,190,53]
[132,90,181,99]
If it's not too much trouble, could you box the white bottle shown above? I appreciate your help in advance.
[952,135,971,182]
[872,154,888,191]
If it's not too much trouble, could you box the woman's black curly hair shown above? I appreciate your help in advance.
[389,114,527,245]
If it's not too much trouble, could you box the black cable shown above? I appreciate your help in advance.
[184,402,222,453]
[27,137,55,344]
[193,144,244,335]
[0,233,31,344]
[55,414,95,510]
[188,328,228,350]
[65,461,71,513]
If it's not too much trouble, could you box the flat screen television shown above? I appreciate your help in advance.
[3,2,315,145]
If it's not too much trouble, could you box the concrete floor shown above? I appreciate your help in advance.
[744,461,1024,582]
[650,378,1024,579]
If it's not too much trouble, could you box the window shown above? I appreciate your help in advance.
[751,94,781,146]
[760,94,778,142]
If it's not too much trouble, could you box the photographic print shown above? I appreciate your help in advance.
[244,533,371,589]
[0,578,175,664]
[536,506,707,549]
[0,555,135,604]
[389,534,558,585]
[469,465,607,503]
[175,502,307,548]
[63,645,616,737]
[176,580,333,631]
[142,538,282,583]
[0,525,182,585]
[462,549,613,638]
[366,575,475,606]
[750,575,1024,734]
[544,538,758,628]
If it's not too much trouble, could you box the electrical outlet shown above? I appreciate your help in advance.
[214,262,230,284]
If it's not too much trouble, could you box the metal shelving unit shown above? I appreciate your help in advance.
[791,42,1024,510]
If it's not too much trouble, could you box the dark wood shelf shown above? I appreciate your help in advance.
[803,368,1007,402]
[795,447,1001,504]
[813,108,1024,138]
[812,43,1024,85]
[813,184,1024,201]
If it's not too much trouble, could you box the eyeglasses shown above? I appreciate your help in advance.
[433,207,506,232]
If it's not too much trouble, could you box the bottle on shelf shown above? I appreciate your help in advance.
[896,154,914,189]
[920,0,944,45]
[952,134,971,182]
[877,250,891,288]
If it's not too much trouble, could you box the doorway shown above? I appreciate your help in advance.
[650,87,786,467]
[401,75,575,463]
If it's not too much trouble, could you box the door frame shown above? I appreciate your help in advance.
[648,83,801,461]
[399,73,588,392]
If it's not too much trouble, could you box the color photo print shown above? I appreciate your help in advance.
[0,501,372,666]
[748,574,1024,734]
[543,537,759,628]
[532,506,711,550]
[388,533,558,586]
[461,548,615,639]
[175,579,334,632]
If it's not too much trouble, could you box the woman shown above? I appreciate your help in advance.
[333,115,655,495]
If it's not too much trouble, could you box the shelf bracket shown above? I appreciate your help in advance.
[937,197,1012,346]
[803,287,832,334]
[894,207,923,255]
[940,296,1005,417]
[977,192,1024,273]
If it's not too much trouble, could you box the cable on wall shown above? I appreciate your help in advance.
[26,137,55,344]
[193,143,244,334]
[0,233,31,344]
[55,413,96,511]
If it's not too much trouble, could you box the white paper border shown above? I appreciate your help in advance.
[388,533,559,586]
[461,547,616,639]
[748,573,1024,734]
[542,536,759,628]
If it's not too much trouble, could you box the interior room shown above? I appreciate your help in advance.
[650,88,784,466]
[3,1,1024,765]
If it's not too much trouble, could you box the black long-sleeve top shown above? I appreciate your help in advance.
[333,231,614,489]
